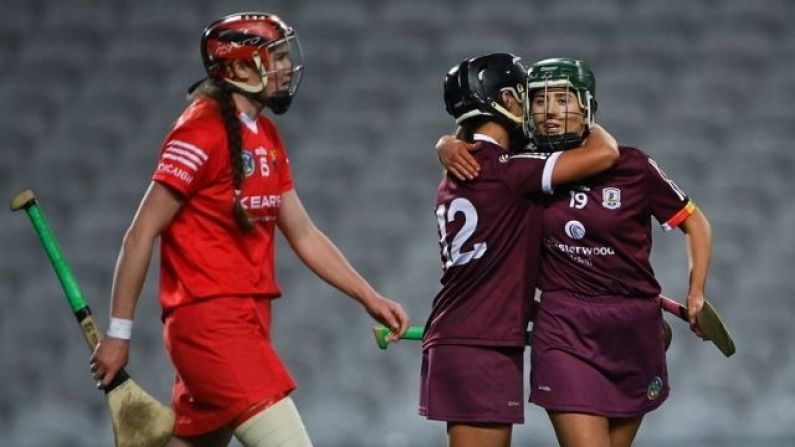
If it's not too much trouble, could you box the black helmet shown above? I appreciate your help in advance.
[443,53,526,129]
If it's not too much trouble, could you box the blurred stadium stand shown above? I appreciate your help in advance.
[1,0,793,445]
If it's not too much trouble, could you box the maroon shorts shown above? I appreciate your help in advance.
[530,291,669,417]
[419,344,524,424]
[164,296,296,436]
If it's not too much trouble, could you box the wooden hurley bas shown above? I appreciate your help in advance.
[10,189,174,447]
[374,295,734,358]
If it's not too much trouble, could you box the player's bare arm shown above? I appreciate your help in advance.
[91,181,184,388]
[276,189,410,339]
[436,133,482,181]
[679,207,712,338]
[549,124,619,186]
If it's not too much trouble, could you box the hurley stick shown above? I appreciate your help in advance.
[372,296,729,355]
[373,323,675,351]
[660,295,735,357]
[10,189,174,447]
[373,326,533,350]
[372,326,424,349]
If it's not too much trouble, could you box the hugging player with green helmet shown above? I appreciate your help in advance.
[437,57,714,447]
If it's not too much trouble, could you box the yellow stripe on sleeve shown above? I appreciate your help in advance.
[662,200,697,231]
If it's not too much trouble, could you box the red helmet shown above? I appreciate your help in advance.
[201,12,304,113]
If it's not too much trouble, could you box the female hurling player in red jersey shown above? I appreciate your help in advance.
[89,12,409,447]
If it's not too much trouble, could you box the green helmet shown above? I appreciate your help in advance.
[525,57,598,151]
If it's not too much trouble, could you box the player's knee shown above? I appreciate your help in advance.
[233,397,313,447]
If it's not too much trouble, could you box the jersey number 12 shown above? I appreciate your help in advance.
[436,198,488,269]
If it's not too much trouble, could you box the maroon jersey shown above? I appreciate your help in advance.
[423,136,560,348]
[540,146,695,297]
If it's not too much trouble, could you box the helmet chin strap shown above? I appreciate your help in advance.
[490,86,524,125]
[219,53,294,114]
[223,78,265,93]
[491,99,528,152]
[490,101,523,125]
[222,52,269,94]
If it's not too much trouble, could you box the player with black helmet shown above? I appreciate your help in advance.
[90,12,409,447]
[420,53,619,447]
[438,57,713,447]
[443,52,528,150]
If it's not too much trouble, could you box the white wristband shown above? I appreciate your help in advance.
[107,318,133,340]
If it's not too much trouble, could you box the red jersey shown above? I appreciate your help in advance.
[423,135,561,348]
[152,98,294,311]
[540,146,695,297]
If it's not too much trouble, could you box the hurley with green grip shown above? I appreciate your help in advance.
[11,192,106,349]
[10,190,127,386]
[373,326,534,349]
[10,189,174,447]
[374,294,733,357]
[372,326,425,349]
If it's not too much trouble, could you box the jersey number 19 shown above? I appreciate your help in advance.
[436,198,488,269]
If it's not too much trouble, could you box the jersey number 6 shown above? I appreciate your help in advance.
[436,198,488,269]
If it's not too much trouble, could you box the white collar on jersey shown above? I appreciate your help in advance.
[238,112,259,134]
[472,133,503,148]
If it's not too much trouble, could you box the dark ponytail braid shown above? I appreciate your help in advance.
[192,80,254,232]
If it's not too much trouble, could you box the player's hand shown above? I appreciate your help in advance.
[436,134,481,181]
[686,293,708,340]
[90,337,130,389]
[362,294,410,342]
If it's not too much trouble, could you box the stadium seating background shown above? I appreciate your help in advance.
[1,0,793,445]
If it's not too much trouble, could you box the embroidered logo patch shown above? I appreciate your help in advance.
[242,151,255,177]
[646,376,663,400]
[602,187,621,209]
[564,220,586,240]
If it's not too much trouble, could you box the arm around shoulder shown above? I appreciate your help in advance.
[550,124,620,187]
[436,133,482,181]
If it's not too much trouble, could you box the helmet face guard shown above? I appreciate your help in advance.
[251,34,304,113]
[525,58,597,151]
[201,13,304,113]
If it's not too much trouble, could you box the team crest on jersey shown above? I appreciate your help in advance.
[602,187,621,209]
[242,151,255,177]
[564,220,586,240]
[646,376,663,400]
